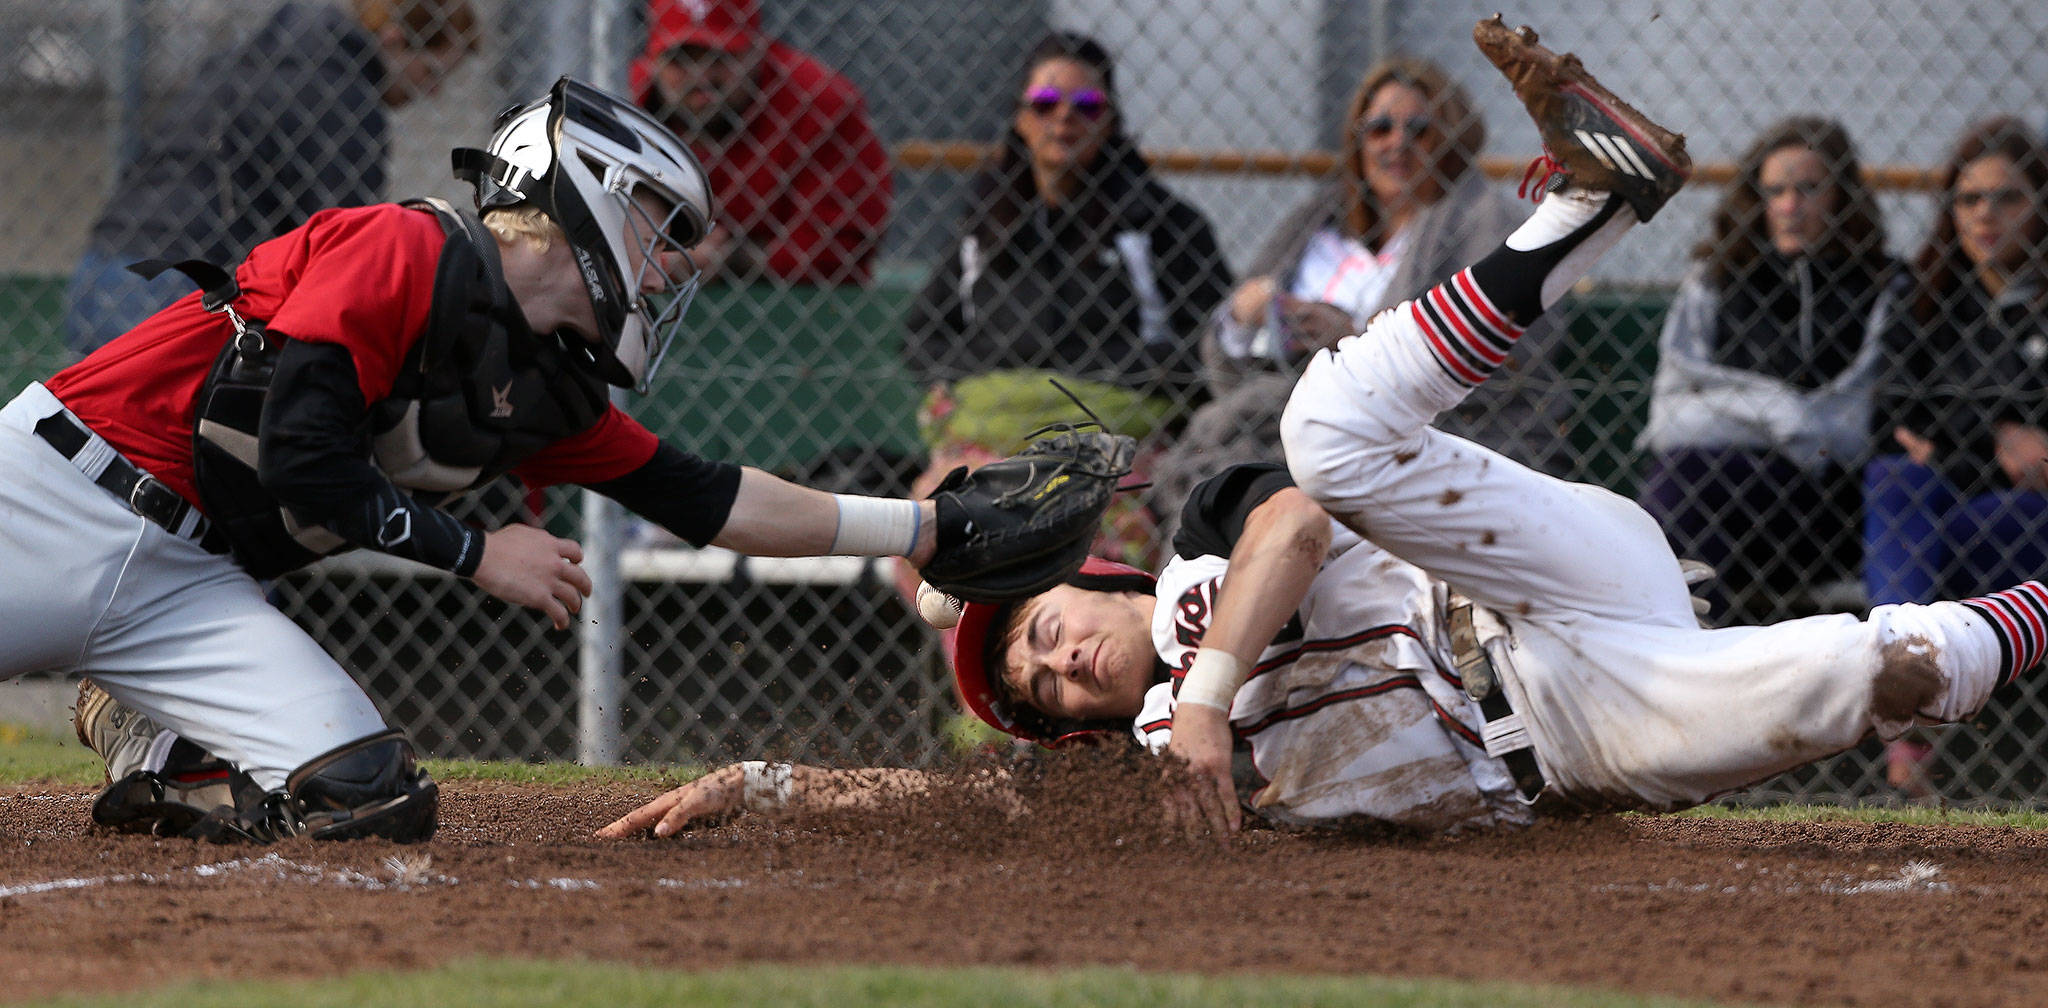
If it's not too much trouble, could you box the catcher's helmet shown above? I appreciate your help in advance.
[454,76,713,392]
[949,556,1159,746]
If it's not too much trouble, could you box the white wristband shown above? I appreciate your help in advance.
[1177,650,1249,713]
[829,495,921,557]
[737,760,796,811]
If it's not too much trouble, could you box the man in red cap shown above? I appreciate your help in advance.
[630,0,892,286]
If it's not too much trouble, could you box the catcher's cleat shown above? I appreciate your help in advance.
[75,679,241,833]
[75,678,173,782]
[1473,15,1691,221]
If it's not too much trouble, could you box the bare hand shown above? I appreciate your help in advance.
[470,524,591,630]
[595,765,747,839]
[1228,275,1279,327]
[1163,703,1241,839]
[1994,421,2048,491]
[1893,426,1936,468]
[1277,296,1356,353]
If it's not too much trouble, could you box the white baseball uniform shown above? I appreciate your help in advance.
[1130,192,2036,831]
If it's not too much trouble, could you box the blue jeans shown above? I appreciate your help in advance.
[62,246,195,356]
[1862,454,2048,604]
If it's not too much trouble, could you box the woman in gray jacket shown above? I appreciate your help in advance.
[1639,116,1899,625]
[1151,55,1554,541]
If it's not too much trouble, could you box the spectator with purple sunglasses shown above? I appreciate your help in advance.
[899,30,1232,580]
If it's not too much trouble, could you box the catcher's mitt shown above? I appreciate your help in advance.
[922,426,1138,604]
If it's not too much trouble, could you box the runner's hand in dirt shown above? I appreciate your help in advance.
[1159,487,1332,840]
[1165,704,1241,838]
[596,764,1018,839]
[596,765,752,837]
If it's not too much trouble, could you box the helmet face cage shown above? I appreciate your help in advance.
[460,78,713,392]
[615,181,703,392]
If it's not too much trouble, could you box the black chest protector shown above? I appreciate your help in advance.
[189,198,612,578]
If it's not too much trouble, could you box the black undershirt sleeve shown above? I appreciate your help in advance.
[1171,461,1298,561]
[585,440,743,548]
[256,338,484,576]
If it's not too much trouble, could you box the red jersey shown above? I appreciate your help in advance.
[46,203,658,513]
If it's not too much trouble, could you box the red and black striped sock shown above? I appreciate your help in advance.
[1408,268,1526,390]
[1960,581,2048,684]
[1412,192,1628,389]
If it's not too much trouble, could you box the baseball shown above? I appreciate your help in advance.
[916,582,964,629]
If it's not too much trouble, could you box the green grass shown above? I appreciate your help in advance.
[25,959,1761,1008]
[0,723,699,789]
[428,758,692,787]
[0,722,100,783]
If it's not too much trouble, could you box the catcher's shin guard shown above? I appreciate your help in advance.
[284,730,439,842]
[75,678,172,781]
[1473,16,1691,222]
[185,730,438,844]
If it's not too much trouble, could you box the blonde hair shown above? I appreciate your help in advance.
[483,205,560,251]
[353,0,480,52]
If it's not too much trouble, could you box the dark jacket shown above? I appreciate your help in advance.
[1644,253,1900,473]
[1874,270,2048,496]
[1714,252,1897,391]
[903,165,1231,400]
[87,3,387,266]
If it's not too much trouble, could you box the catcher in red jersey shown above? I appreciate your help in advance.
[603,20,2048,840]
[11,78,1124,844]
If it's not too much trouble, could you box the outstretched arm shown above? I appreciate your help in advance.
[1165,486,1331,836]
[595,762,1013,838]
[708,468,938,566]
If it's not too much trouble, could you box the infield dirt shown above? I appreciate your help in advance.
[3,757,2046,1007]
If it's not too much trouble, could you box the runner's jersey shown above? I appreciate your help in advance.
[1141,462,1527,831]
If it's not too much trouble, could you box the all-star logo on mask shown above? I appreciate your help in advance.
[573,247,608,307]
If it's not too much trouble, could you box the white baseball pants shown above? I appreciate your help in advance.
[1280,299,2012,809]
[1,382,389,791]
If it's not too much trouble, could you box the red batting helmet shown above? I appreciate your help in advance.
[949,556,1157,746]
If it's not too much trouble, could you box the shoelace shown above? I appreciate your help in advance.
[1518,151,1563,203]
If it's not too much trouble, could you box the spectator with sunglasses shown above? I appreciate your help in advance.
[901,31,1232,572]
[1865,118,2048,609]
[1859,117,2048,802]
[1153,55,1558,543]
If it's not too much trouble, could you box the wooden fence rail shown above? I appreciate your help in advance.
[892,140,1945,192]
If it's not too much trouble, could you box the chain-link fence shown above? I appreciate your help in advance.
[6,0,2048,805]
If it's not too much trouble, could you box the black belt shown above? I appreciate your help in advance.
[1448,599,1547,803]
[34,411,229,555]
